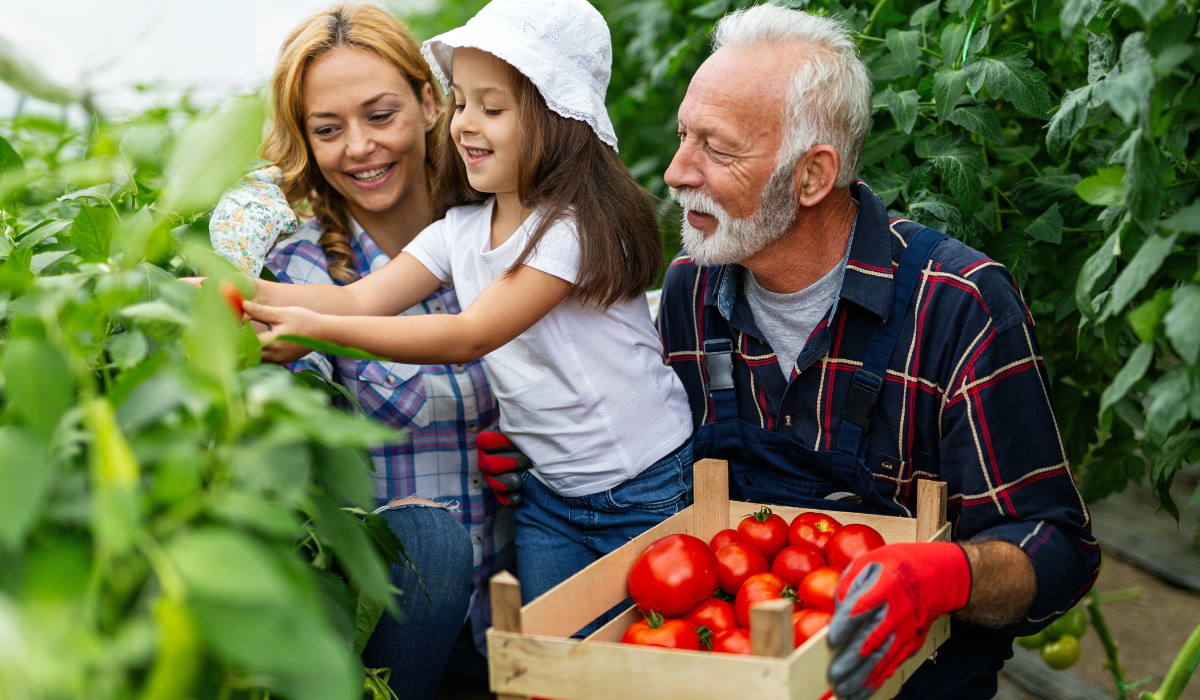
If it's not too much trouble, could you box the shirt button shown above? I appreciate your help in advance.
[433,306,445,314]
[468,422,478,433]
[472,479,481,489]
[454,364,466,373]
[783,415,793,427]
[473,536,482,545]
[385,375,396,386]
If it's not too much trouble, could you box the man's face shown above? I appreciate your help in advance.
[664,45,801,266]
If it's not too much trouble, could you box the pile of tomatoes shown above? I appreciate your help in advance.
[623,507,886,654]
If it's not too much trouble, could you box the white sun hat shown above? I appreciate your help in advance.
[421,0,619,151]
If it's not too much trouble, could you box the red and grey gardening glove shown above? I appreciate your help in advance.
[476,427,532,507]
[826,542,972,700]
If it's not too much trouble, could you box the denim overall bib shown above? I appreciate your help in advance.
[690,227,1012,700]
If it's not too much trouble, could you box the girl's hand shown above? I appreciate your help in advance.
[243,301,323,364]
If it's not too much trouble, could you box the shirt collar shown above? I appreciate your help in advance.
[705,181,896,323]
[348,215,392,275]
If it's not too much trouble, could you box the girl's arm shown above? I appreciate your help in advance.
[256,251,443,317]
[246,264,572,365]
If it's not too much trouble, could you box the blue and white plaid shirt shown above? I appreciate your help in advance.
[265,218,513,647]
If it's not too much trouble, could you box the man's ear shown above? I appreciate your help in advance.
[794,144,842,207]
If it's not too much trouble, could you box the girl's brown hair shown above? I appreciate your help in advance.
[431,63,661,308]
[261,3,442,284]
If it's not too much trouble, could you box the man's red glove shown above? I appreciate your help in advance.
[826,542,972,700]
[476,427,532,507]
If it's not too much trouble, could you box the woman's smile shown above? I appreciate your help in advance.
[345,162,396,190]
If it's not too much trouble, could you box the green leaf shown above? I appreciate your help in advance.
[1099,343,1154,416]
[0,248,33,294]
[1128,288,1172,343]
[1120,129,1161,233]
[1076,231,1118,318]
[859,165,904,207]
[1145,365,1191,443]
[307,490,393,606]
[920,134,986,214]
[690,0,730,18]
[1075,167,1125,207]
[276,334,391,362]
[1160,201,1200,233]
[885,87,920,133]
[0,135,23,174]
[933,68,968,123]
[1046,86,1093,156]
[962,44,1053,119]
[1088,32,1116,84]
[1061,0,1102,39]
[16,219,71,250]
[162,96,265,215]
[169,527,296,604]
[312,444,375,511]
[1100,233,1177,321]
[947,104,1006,144]
[0,427,50,549]
[1164,285,1200,365]
[1119,0,1167,24]
[354,587,388,656]
[68,205,114,264]
[886,29,920,77]
[910,0,940,27]
[940,23,968,67]
[1,339,74,441]
[1024,203,1063,243]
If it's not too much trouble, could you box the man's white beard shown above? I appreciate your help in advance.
[670,163,799,267]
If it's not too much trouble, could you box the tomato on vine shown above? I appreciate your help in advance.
[737,506,789,562]
[1041,635,1082,669]
[1048,607,1088,640]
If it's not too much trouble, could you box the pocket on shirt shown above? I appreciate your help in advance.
[356,360,432,430]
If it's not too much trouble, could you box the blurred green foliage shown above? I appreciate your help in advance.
[406,0,1200,516]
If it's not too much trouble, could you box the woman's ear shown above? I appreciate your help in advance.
[421,82,438,131]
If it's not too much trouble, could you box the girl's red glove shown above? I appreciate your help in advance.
[476,427,531,507]
[826,542,972,700]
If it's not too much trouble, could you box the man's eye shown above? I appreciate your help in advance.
[678,132,686,142]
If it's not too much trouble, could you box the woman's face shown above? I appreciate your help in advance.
[449,48,521,196]
[302,47,437,217]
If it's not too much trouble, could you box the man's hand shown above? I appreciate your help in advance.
[826,542,972,700]
[476,427,531,507]
[242,300,323,364]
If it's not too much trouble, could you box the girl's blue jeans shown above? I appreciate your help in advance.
[513,439,694,632]
[361,502,474,700]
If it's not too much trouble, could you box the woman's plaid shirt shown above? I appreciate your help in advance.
[657,182,1100,635]
[265,219,513,647]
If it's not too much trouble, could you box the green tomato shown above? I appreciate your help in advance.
[1016,631,1048,649]
[1041,634,1082,670]
[1048,607,1089,640]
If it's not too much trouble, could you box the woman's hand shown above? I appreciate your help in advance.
[243,300,324,364]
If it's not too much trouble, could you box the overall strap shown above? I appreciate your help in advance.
[834,227,947,456]
[701,296,739,423]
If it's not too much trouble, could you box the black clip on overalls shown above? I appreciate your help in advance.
[691,227,947,517]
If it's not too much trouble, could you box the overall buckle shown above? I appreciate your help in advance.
[703,339,735,392]
[842,370,882,431]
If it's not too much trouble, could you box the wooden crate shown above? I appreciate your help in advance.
[487,458,952,700]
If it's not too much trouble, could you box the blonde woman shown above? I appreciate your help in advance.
[208,5,522,697]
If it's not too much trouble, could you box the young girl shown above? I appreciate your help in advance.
[244,0,695,611]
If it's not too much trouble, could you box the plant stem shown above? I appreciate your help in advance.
[863,0,890,37]
[1142,620,1200,700]
[1087,588,1129,700]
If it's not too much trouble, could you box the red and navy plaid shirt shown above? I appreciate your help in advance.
[657,181,1099,634]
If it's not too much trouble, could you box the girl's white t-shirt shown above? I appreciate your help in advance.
[404,198,693,497]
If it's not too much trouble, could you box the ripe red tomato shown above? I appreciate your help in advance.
[771,545,826,587]
[684,598,738,634]
[710,628,752,655]
[798,567,842,611]
[628,534,719,618]
[715,542,769,595]
[788,512,842,554]
[792,610,833,645]
[218,280,245,318]
[736,506,789,562]
[826,524,886,570]
[734,572,794,628]
[621,611,701,650]
[709,529,737,552]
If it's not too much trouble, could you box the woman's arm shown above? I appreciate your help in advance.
[246,264,572,364]
[256,251,443,317]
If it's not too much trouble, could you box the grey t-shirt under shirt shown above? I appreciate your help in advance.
[744,254,848,380]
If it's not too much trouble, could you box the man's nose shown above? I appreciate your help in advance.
[664,140,703,190]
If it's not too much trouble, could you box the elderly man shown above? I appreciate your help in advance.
[658,6,1100,699]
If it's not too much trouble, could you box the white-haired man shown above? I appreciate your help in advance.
[657,6,1099,699]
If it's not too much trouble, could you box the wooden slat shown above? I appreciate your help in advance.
[929,521,952,542]
[488,631,791,700]
[729,502,917,544]
[489,571,525,700]
[785,614,952,700]
[915,481,948,543]
[582,605,639,644]
[519,508,694,638]
[750,599,795,658]
[692,459,729,544]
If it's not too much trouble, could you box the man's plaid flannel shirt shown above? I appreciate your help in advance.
[657,181,1100,635]
[266,219,513,650]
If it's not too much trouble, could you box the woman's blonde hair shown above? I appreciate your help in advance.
[261,3,442,284]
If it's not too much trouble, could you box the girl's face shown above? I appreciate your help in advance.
[303,47,437,216]
[449,48,521,196]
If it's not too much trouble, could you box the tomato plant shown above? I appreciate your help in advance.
[715,541,770,594]
[621,611,702,650]
[736,506,789,562]
[629,533,720,618]
[826,523,887,570]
